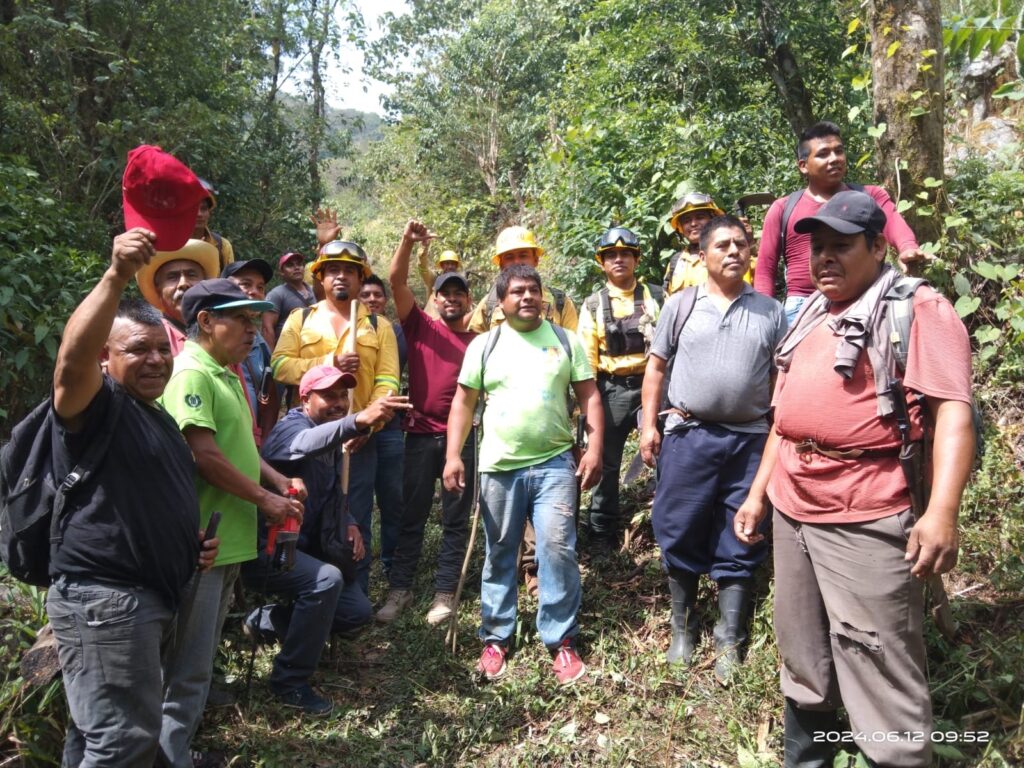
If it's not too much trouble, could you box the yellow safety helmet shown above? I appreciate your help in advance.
[669,192,724,233]
[310,240,373,279]
[198,178,217,209]
[435,249,461,269]
[492,226,544,266]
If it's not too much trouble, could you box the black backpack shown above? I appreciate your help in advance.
[0,389,125,586]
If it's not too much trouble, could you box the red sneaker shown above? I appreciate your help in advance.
[477,643,508,681]
[552,639,586,686]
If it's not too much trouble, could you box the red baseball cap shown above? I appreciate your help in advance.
[299,364,355,398]
[122,145,208,251]
[279,251,305,268]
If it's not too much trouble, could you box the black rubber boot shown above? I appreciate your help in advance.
[666,569,700,666]
[713,577,754,685]
[783,698,838,768]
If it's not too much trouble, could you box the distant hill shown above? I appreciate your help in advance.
[277,93,384,147]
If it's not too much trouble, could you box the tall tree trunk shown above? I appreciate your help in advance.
[754,0,815,135]
[869,0,945,245]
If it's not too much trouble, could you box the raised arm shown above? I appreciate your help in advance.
[389,220,437,322]
[54,229,156,424]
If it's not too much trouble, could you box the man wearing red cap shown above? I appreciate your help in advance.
[264,252,316,349]
[243,366,408,714]
[46,228,218,767]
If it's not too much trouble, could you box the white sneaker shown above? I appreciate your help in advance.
[425,592,456,626]
[375,589,413,623]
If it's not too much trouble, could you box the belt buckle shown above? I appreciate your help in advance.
[793,439,815,454]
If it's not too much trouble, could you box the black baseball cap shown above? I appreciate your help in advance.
[182,278,274,325]
[794,190,887,237]
[433,271,470,293]
[221,258,273,284]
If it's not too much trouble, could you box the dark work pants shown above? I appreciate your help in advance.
[241,550,371,693]
[374,427,405,572]
[652,425,769,579]
[587,376,642,538]
[389,431,476,594]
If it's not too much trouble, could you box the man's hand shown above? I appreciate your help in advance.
[443,457,465,494]
[403,219,438,245]
[286,477,307,502]
[355,395,412,430]
[333,352,359,375]
[260,490,304,526]
[898,247,928,274]
[640,425,661,468]
[347,524,365,562]
[733,497,768,546]
[576,448,602,492]
[344,434,370,454]
[311,207,341,246]
[110,228,156,282]
[197,531,219,571]
[905,511,959,578]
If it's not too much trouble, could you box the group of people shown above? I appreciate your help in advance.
[41,120,974,768]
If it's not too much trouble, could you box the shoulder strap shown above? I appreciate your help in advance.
[598,289,614,338]
[550,286,566,313]
[664,250,683,291]
[846,181,865,193]
[777,191,803,265]
[550,322,573,364]
[884,276,926,374]
[633,283,645,314]
[669,286,699,358]
[51,386,127,545]
[480,324,502,375]
[584,293,599,316]
[483,286,499,327]
[646,282,665,307]
[368,313,378,331]
[300,305,313,327]
[212,231,225,269]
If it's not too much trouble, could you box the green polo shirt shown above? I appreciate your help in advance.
[161,340,259,566]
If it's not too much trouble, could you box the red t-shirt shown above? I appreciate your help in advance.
[754,184,920,298]
[768,286,972,524]
[402,304,477,434]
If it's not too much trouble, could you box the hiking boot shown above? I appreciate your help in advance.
[588,533,616,562]
[190,749,226,768]
[783,699,839,767]
[375,589,413,624]
[713,578,754,686]
[425,592,456,626]
[551,639,586,686]
[524,572,539,599]
[666,569,700,666]
[477,643,508,681]
[273,684,333,716]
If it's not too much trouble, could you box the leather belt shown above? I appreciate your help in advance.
[598,372,644,389]
[787,437,900,460]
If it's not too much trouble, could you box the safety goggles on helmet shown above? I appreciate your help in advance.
[596,227,640,253]
[594,228,641,265]
[669,192,724,231]
[312,240,372,278]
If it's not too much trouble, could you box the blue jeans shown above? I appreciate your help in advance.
[479,451,580,650]
[784,295,806,326]
[158,564,239,768]
[47,578,174,768]
[241,550,371,693]
[652,426,769,579]
[347,434,378,593]
[373,427,405,573]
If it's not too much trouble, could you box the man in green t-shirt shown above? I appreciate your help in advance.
[444,265,604,686]
[158,278,305,766]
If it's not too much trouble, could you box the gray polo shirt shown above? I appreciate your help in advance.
[651,284,786,433]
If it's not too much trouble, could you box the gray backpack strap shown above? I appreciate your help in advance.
[663,250,683,291]
[884,276,926,373]
[669,286,699,358]
[550,322,573,364]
